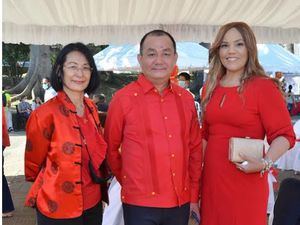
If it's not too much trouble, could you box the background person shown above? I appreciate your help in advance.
[31,96,43,110]
[286,84,296,114]
[177,72,201,124]
[2,107,15,218]
[2,86,14,132]
[200,22,295,225]
[24,42,108,225]
[177,72,192,92]
[92,93,109,127]
[272,178,300,225]
[105,30,202,225]
[42,77,57,102]
[18,96,32,119]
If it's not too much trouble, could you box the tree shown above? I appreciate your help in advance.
[87,44,108,55]
[6,43,108,101]
[2,42,30,84]
[9,45,52,101]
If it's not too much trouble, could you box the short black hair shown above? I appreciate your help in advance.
[139,30,177,55]
[93,93,106,101]
[43,77,51,82]
[177,72,191,81]
[51,42,99,95]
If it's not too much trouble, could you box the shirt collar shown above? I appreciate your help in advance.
[137,74,176,94]
[56,91,94,113]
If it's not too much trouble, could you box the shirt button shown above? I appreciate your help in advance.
[134,93,138,96]
[122,196,125,199]
[164,116,168,120]
[161,98,164,102]
[172,173,176,176]
[184,187,187,191]
[168,134,172,138]
[151,192,156,195]
[178,93,182,96]
[171,154,175,158]
[123,175,126,179]
[154,89,158,93]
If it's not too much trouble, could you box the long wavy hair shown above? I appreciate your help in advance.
[202,22,279,111]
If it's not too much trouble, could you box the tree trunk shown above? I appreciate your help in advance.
[10,45,52,101]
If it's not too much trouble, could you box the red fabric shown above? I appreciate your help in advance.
[2,107,10,147]
[76,109,105,210]
[201,77,295,225]
[170,65,179,84]
[24,91,106,219]
[105,74,202,208]
[270,167,280,192]
[290,102,300,116]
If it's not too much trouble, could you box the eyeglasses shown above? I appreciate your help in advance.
[64,65,93,74]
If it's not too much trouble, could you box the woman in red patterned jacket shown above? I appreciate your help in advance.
[25,43,108,225]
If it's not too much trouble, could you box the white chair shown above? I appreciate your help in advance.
[102,177,124,225]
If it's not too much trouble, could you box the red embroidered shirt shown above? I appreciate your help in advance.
[105,75,202,208]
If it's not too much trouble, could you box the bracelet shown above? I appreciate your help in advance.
[260,157,274,176]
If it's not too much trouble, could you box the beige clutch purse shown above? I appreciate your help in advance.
[229,137,264,163]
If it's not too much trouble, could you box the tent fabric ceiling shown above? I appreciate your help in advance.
[93,42,209,71]
[3,0,300,45]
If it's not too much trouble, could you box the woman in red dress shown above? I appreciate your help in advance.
[200,22,295,225]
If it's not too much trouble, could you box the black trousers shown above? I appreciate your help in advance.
[36,202,102,225]
[123,203,190,225]
[273,178,300,225]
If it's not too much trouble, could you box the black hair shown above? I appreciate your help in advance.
[50,42,99,95]
[43,77,51,82]
[93,93,106,100]
[139,30,177,55]
[177,72,191,81]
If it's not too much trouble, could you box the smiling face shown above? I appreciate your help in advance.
[137,35,178,84]
[62,51,92,95]
[219,28,248,76]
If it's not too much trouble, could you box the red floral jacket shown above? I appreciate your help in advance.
[25,91,108,219]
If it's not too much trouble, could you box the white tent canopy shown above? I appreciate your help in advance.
[258,44,300,74]
[94,43,300,74]
[93,42,209,71]
[3,0,300,45]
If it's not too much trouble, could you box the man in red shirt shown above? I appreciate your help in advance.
[105,30,202,225]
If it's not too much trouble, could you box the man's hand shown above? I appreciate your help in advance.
[190,202,200,224]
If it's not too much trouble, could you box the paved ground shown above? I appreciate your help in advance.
[3,131,36,225]
[2,130,300,225]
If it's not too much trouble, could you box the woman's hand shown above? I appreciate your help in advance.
[234,153,265,174]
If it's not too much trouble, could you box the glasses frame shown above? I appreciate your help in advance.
[63,65,93,74]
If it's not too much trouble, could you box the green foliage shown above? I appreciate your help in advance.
[2,42,108,87]
[2,42,30,85]
[87,44,109,55]
[50,44,62,66]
